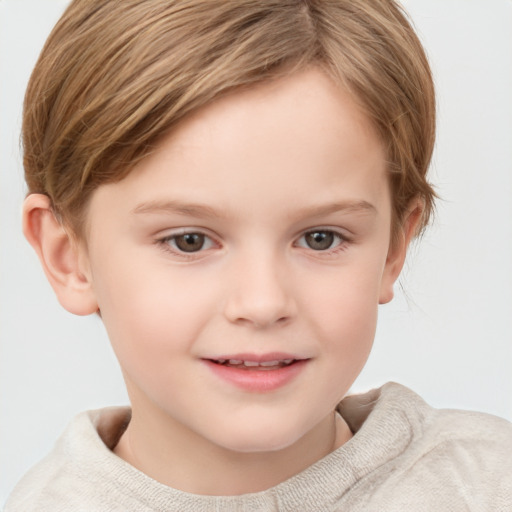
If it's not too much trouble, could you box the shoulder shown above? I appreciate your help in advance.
[424,401,512,447]
[337,383,512,510]
[397,384,512,466]
[385,383,512,507]
[419,401,512,482]
[4,407,134,512]
[342,381,512,468]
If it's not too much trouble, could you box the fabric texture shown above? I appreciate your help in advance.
[5,382,512,511]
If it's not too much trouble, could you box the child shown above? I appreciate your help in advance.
[4,0,512,510]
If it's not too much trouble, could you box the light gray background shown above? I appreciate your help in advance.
[1,0,511,504]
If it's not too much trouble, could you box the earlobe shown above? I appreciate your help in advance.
[379,201,424,304]
[22,194,98,316]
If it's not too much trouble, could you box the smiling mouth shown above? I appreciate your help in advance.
[209,358,297,370]
[203,356,308,391]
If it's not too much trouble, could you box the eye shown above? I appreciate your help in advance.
[162,232,215,253]
[296,230,345,251]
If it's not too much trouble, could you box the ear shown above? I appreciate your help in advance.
[379,200,424,304]
[22,194,98,315]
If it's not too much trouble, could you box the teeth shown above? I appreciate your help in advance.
[214,358,296,367]
[243,360,260,367]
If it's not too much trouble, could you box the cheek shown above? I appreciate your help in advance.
[300,261,383,355]
[91,256,217,370]
[292,264,382,416]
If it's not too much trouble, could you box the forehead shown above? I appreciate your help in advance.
[160,68,382,172]
[87,68,389,226]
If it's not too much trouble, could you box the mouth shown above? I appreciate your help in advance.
[202,354,309,392]
[208,358,297,370]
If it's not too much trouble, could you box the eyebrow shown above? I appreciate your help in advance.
[131,199,377,220]
[132,200,227,219]
[294,200,377,219]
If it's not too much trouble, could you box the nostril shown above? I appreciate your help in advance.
[222,272,296,328]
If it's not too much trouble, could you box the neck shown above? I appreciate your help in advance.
[114,404,352,496]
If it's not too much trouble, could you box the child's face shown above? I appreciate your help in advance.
[80,68,400,453]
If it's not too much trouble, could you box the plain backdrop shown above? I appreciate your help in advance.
[1,0,511,504]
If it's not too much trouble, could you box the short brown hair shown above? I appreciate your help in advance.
[23,0,436,238]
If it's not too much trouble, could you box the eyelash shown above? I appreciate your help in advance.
[156,231,218,260]
[295,229,349,252]
[156,228,351,259]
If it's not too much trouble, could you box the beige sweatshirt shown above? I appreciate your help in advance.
[5,382,512,511]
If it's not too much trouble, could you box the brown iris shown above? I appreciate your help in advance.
[304,231,335,250]
[174,233,206,252]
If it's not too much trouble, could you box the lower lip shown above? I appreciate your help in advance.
[203,359,308,392]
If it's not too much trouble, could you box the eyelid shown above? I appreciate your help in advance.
[154,226,352,259]
[294,227,351,253]
[157,226,218,239]
[156,228,220,258]
[296,226,351,240]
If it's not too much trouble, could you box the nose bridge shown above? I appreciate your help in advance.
[224,244,295,328]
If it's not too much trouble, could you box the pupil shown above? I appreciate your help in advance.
[306,231,334,250]
[175,233,204,252]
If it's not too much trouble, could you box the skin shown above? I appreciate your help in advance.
[23,67,420,495]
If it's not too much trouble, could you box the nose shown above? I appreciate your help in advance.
[223,251,296,329]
